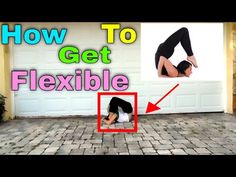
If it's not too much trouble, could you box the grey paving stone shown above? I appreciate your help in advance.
[63,140,73,145]
[44,147,59,153]
[184,148,198,155]
[184,143,196,148]
[37,144,49,149]
[191,141,209,148]
[207,147,233,154]
[142,147,156,153]
[171,139,190,144]
[194,148,212,154]
[119,152,130,155]
[17,152,29,155]
[105,151,118,155]
[142,136,154,141]
[129,150,144,155]
[144,152,158,155]
[73,140,85,144]
[126,141,139,145]
[139,141,152,148]
[80,144,92,149]
[172,144,187,149]
[159,140,172,145]
[28,148,45,155]
[157,150,172,155]
[56,149,70,155]
[153,144,173,150]
[109,147,129,153]
[170,149,188,155]
[150,140,160,145]
[83,148,95,155]
[93,148,108,155]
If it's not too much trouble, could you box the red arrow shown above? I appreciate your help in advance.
[145,84,180,113]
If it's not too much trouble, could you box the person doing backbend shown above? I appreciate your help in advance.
[155,27,198,78]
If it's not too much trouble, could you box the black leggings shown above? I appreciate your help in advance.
[155,27,194,69]
[108,97,133,114]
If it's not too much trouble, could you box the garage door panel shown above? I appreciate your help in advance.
[71,97,93,110]
[176,95,197,108]
[198,107,224,112]
[149,94,171,108]
[13,51,38,65]
[15,98,41,115]
[201,94,223,107]
[44,98,68,112]
[198,82,223,94]
[40,50,59,64]
[174,84,199,94]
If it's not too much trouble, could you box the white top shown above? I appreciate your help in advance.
[116,107,129,123]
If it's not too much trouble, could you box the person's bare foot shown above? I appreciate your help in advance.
[187,55,198,68]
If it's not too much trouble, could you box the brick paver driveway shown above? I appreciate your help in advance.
[0,113,236,155]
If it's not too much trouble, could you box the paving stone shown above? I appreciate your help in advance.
[10,148,27,153]
[159,140,172,145]
[184,148,198,155]
[28,148,45,155]
[83,148,95,155]
[119,152,130,155]
[150,140,160,145]
[160,134,174,140]
[184,143,196,148]
[191,141,208,148]
[142,137,154,141]
[194,148,212,154]
[44,147,59,153]
[80,144,92,149]
[73,140,85,144]
[49,141,63,147]
[207,143,222,148]
[17,152,29,155]
[142,147,156,153]
[109,147,129,153]
[153,144,173,150]
[171,139,190,144]
[144,152,158,155]
[207,147,233,154]
[56,149,70,155]
[63,140,73,145]
[105,151,118,155]
[94,148,107,155]
[139,141,152,148]
[172,144,187,149]
[157,150,172,155]
[129,150,144,155]
[37,144,49,149]
[170,149,188,155]
[126,141,139,145]
[115,142,127,148]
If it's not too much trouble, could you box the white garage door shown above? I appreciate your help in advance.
[11,23,224,117]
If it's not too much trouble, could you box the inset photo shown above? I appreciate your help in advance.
[141,23,224,81]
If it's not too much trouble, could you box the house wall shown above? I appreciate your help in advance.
[0,23,12,120]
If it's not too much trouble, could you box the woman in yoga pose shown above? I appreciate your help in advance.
[155,27,198,78]
[102,97,133,125]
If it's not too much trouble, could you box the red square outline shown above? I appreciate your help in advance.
[97,92,138,133]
